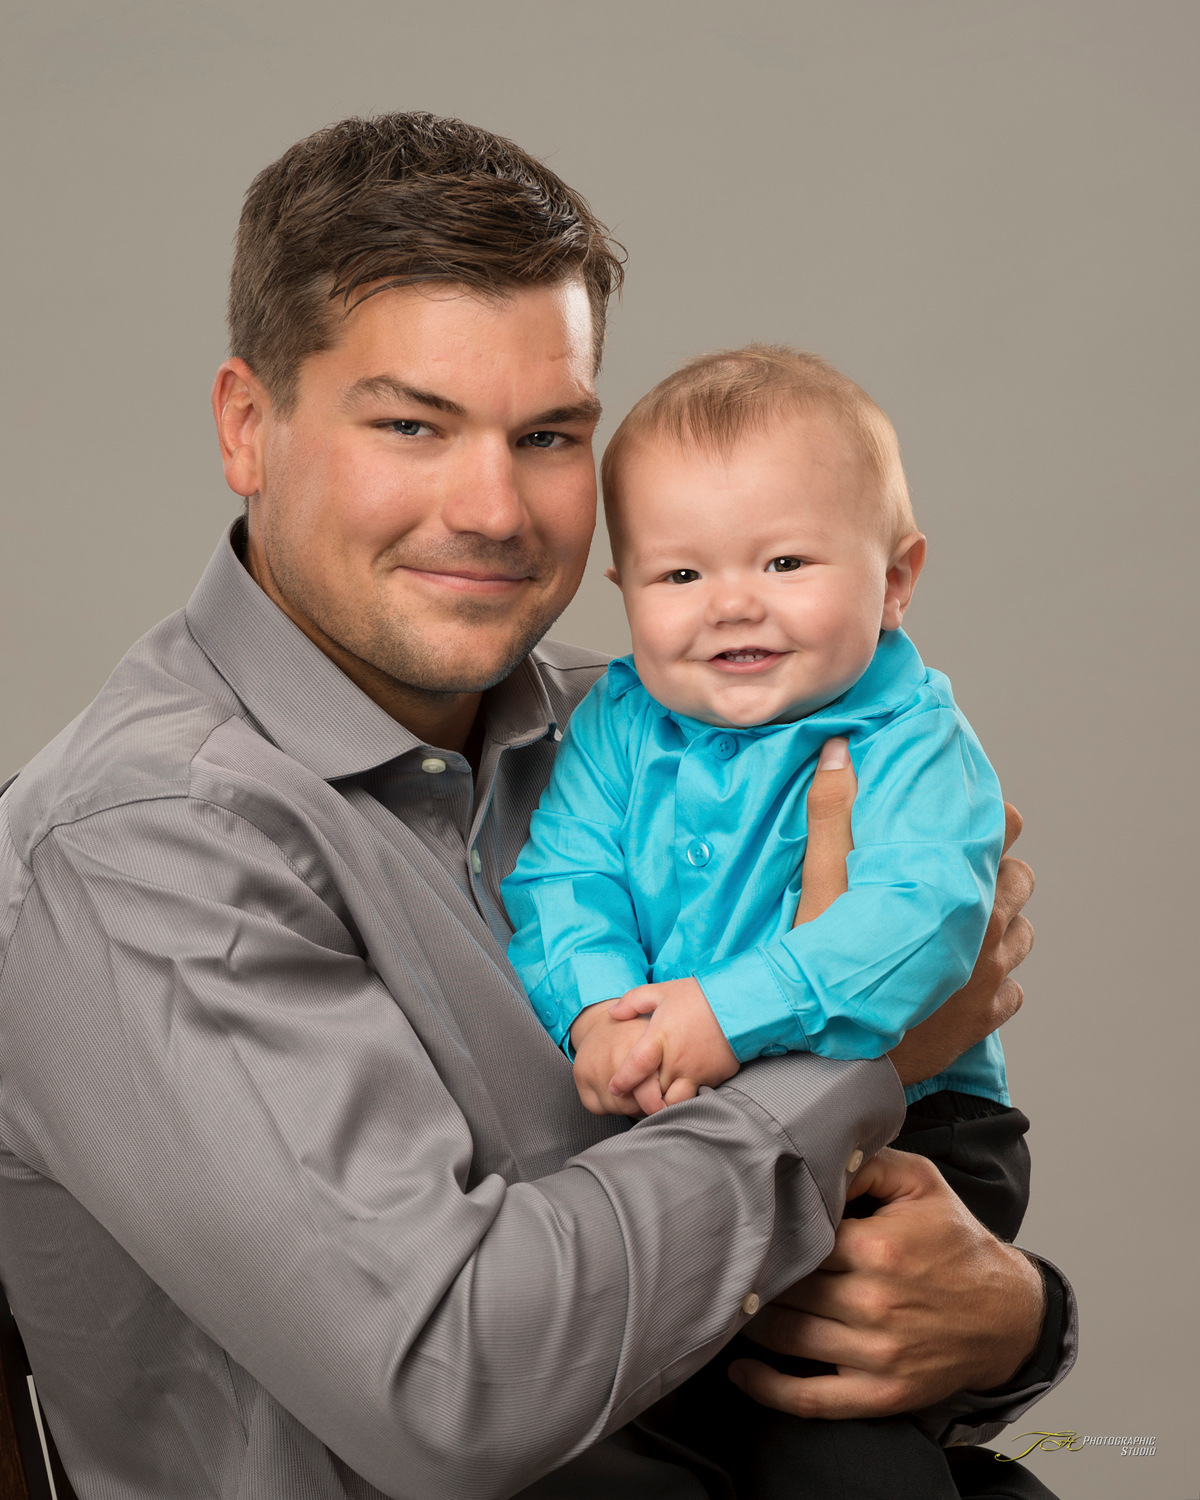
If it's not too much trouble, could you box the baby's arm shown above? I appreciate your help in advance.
[502,681,652,1054]
[605,739,856,1111]
[699,704,1006,1066]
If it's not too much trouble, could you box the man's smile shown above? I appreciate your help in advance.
[398,564,535,595]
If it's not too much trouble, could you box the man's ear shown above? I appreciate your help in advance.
[880,532,927,631]
[604,565,623,590]
[212,358,272,499]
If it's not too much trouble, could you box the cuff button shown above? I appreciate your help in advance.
[741,1292,760,1316]
[846,1148,864,1173]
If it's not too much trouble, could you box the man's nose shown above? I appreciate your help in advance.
[440,436,528,540]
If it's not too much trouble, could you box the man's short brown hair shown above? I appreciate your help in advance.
[229,111,624,413]
[601,345,915,554]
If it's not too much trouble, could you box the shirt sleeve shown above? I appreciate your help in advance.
[697,704,1006,1063]
[0,794,904,1500]
[502,680,652,1047]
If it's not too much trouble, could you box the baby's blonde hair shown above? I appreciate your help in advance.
[601,344,915,556]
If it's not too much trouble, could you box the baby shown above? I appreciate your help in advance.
[503,345,1027,1240]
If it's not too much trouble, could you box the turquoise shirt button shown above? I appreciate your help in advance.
[686,840,711,867]
[714,734,737,760]
[761,1044,787,1057]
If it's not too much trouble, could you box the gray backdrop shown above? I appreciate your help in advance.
[2,3,1196,1495]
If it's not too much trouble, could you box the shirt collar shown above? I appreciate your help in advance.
[185,521,554,780]
[606,629,928,734]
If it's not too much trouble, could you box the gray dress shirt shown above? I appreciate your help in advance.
[0,525,1070,1499]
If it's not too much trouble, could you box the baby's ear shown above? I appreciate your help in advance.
[881,532,926,631]
[604,566,623,589]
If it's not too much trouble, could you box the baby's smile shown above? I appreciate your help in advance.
[709,648,786,671]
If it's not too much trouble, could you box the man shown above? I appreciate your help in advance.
[0,113,1069,1499]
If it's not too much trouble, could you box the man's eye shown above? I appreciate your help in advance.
[767,556,805,573]
[666,569,701,585]
[386,419,431,437]
[519,431,562,449]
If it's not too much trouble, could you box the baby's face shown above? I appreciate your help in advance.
[610,412,917,727]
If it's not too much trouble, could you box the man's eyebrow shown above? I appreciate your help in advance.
[525,398,603,426]
[339,376,466,416]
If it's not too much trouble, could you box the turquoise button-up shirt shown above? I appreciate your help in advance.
[502,629,1008,1105]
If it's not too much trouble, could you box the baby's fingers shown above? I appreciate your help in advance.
[632,1075,667,1115]
[608,986,660,1021]
[609,1033,664,1098]
[663,1078,699,1106]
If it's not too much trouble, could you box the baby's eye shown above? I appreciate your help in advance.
[766,556,805,573]
[665,569,701,585]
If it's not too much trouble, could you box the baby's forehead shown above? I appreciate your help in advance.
[608,415,901,558]
[625,402,869,476]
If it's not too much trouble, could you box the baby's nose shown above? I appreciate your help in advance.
[707,583,767,623]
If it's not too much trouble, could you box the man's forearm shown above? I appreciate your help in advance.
[3,811,905,1500]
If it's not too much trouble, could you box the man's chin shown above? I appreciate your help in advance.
[370,613,562,697]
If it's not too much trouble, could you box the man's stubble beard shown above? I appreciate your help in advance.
[265,527,574,700]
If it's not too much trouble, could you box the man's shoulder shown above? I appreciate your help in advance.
[5,610,244,859]
[528,637,612,722]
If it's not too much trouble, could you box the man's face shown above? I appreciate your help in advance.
[244,280,600,696]
[612,413,906,728]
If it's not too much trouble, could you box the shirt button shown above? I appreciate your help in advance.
[762,1044,787,1058]
[846,1149,864,1174]
[421,757,447,774]
[471,849,482,875]
[686,840,711,867]
[741,1292,760,1316]
[714,735,737,760]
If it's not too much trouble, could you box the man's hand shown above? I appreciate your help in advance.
[794,739,1035,1085]
[569,1001,653,1116]
[729,1147,1045,1417]
[606,977,740,1113]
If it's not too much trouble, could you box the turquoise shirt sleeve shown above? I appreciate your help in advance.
[696,704,1005,1065]
[501,679,650,1048]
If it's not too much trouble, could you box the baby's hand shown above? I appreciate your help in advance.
[569,1002,655,1117]
[607,977,740,1113]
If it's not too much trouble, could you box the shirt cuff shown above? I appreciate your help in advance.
[527,951,651,1047]
[910,1256,1078,1449]
[695,949,810,1063]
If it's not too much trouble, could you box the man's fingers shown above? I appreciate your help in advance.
[1001,802,1023,857]
[1001,913,1034,970]
[728,1359,909,1421]
[843,1144,944,1210]
[993,978,1024,1026]
[793,738,858,928]
[992,856,1035,929]
[744,1303,887,1367]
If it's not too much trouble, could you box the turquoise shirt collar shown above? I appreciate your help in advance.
[606,629,928,738]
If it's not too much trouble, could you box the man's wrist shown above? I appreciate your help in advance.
[912,1256,1076,1448]
[977,1255,1062,1396]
